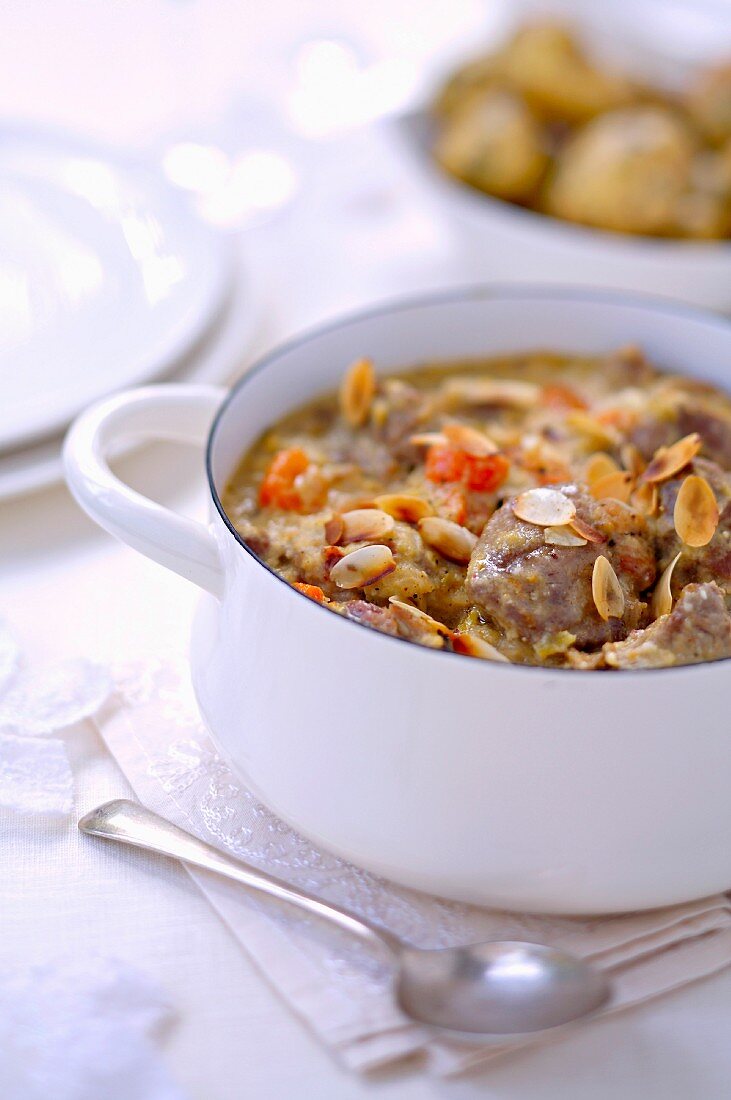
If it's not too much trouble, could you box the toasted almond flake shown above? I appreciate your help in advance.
[330,544,395,589]
[340,357,375,428]
[324,514,344,544]
[631,481,659,516]
[584,452,620,487]
[370,397,389,429]
[565,411,620,448]
[569,516,606,543]
[621,443,646,479]
[409,431,447,448]
[442,422,498,456]
[418,516,477,564]
[339,508,395,544]
[388,598,451,647]
[590,470,635,503]
[651,552,682,619]
[442,378,540,409]
[452,632,509,662]
[544,525,588,547]
[592,556,625,621]
[323,545,345,569]
[673,475,719,547]
[513,488,576,527]
[374,494,434,522]
[641,432,701,484]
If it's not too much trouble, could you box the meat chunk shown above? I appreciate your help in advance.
[466,486,656,655]
[604,582,731,668]
[342,600,399,636]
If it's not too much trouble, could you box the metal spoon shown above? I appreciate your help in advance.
[79,799,611,1039]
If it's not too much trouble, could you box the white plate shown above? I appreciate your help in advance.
[0,257,260,501]
[0,125,234,453]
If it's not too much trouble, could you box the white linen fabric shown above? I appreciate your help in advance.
[0,731,74,817]
[96,655,731,1076]
[0,956,183,1100]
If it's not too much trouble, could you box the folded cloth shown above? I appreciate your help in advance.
[94,656,731,1077]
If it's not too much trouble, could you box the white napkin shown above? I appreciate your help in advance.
[96,655,731,1077]
[0,618,111,817]
[0,956,183,1100]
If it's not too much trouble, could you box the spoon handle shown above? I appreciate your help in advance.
[80,799,398,955]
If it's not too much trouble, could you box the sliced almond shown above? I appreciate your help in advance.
[324,514,344,544]
[673,475,719,547]
[323,545,345,570]
[590,470,635,503]
[451,632,509,662]
[621,443,646,479]
[592,555,625,621]
[339,508,395,544]
[374,494,434,522]
[418,516,477,564]
[340,357,375,428]
[544,525,588,547]
[330,544,396,589]
[442,422,498,456]
[651,552,682,619]
[441,378,540,409]
[584,452,620,487]
[565,411,620,448]
[513,488,576,527]
[631,481,659,516]
[569,516,606,543]
[409,431,447,448]
[388,598,451,648]
[641,432,701,484]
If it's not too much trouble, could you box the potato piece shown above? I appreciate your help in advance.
[433,53,500,118]
[544,107,696,235]
[495,21,635,124]
[686,61,731,146]
[435,88,548,201]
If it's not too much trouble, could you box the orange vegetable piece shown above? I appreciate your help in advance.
[293,582,327,603]
[425,443,468,483]
[259,447,310,510]
[541,384,587,411]
[425,443,509,493]
[464,452,510,492]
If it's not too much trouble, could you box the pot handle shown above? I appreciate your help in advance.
[63,384,226,598]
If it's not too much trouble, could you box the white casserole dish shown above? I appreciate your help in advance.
[394,111,731,313]
[391,0,731,312]
[64,287,731,914]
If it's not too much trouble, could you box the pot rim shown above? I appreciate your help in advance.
[206,282,731,678]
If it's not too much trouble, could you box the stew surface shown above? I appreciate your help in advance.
[223,348,731,669]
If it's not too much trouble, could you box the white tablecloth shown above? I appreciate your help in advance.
[3,2,731,1095]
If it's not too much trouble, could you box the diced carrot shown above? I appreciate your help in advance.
[464,453,510,492]
[425,443,509,494]
[293,582,327,603]
[541,384,587,411]
[259,447,310,510]
[425,443,468,484]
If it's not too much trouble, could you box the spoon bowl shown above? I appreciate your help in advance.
[396,941,610,1038]
[79,799,611,1039]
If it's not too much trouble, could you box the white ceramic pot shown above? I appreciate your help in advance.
[64,287,731,914]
